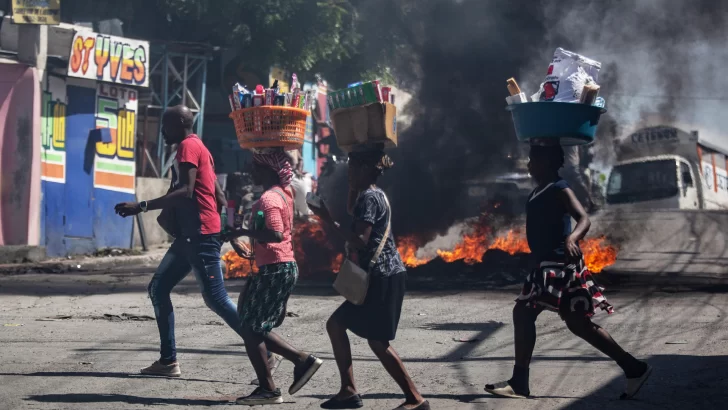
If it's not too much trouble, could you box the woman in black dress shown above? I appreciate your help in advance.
[310,149,429,410]
[484,144,651,400]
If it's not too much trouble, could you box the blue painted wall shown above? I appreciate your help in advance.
[303,115,317,175]
[41,81,136,256]
[93,189,134,249]
[41,181,65,256]
[303,140,317,175]
[64,86,96,238]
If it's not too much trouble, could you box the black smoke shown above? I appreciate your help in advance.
[319,0,728,239]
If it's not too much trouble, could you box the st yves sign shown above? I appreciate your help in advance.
[67,31,150,88]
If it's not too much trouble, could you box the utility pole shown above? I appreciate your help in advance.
[17,24,48,82]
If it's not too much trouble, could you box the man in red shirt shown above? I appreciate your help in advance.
[115,105,258,377]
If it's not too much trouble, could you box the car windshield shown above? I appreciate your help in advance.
[607,159,678,204]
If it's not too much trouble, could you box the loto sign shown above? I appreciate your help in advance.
[67,31,150,87]
[12,0,61,25]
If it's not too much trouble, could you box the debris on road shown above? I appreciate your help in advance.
[665,340,689,344]
[3,323,23,327]
[286,311,300,317]
[94,248,142,257]
[453,337,481,343]
[36,315,73,321]
[96,313,155,322]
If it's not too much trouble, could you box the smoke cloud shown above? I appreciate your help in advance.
[320,0,728,239]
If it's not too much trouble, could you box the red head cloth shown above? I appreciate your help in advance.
[253,149,293,188]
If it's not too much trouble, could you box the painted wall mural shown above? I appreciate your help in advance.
[94,83,137,194]
[41,76,66,184]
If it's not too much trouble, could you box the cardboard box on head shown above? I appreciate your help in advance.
[331,102,397,153]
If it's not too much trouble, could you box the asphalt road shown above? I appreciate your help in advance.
[1,270,727,410]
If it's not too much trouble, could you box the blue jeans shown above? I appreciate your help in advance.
[148,234,241,362]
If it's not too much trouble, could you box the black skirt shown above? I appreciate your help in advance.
[334,271,406,341]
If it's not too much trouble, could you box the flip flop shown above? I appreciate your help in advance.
[484,381,529,399]
[620,365,653,400]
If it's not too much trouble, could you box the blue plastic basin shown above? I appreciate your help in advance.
[506,102,606,145]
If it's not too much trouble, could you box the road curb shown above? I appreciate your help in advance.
[0,251,167,276]
[0,243,238,276]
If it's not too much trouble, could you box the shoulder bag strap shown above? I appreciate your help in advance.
[367,192,392,272]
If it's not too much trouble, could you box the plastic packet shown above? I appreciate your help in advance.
[537,48,601,103]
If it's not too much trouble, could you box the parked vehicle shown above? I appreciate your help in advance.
[607,125,728,210]
[463,173,533,216]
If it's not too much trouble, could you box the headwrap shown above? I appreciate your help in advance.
[252,148,294,188]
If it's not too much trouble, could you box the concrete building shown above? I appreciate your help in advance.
[0,17,150,259]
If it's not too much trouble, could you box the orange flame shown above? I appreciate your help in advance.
[437,222,491,264]
[397,224,618,273]
[222,250,258,279]
[224,217,618,279]
[581,236,618,273]
[396,236,430,268]
[489,230,531,255]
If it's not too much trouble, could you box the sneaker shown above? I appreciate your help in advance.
[289,354,323,394]
[140,361,181,377]
[236,387,283,405]
[621,364,652,400]
[484,381,529,399]
[250,353,284,385]
[320,394,364,409]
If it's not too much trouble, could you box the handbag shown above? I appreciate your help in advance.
[333,193,391,305]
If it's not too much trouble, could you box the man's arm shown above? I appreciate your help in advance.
[115,163,198,217]
[214,179,227,212]
[146,163,197,211]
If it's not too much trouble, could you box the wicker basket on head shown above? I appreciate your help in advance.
[229,106,308,150]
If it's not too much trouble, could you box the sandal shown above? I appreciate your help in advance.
[484,381,529,399]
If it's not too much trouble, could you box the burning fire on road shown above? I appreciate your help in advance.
[223,216,618,279]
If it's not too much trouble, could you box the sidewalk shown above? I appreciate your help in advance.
[0,243,244,276]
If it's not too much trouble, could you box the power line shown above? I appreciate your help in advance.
[609,93,728,101]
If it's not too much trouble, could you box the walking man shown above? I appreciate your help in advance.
[115,105,252,377]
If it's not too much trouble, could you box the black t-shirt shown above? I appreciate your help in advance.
[352,188,406,277]
[526,179,572,261]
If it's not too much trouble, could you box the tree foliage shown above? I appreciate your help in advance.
[61,0,386,83]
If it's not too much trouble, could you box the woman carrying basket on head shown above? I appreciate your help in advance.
[225,148,323,406]
[310,148,429,410]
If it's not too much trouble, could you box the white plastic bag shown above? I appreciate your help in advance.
[537,48,601,103]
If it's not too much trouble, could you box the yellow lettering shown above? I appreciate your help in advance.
[96,128,117,158]
[117,110,135,159]
[52,103,66,150]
